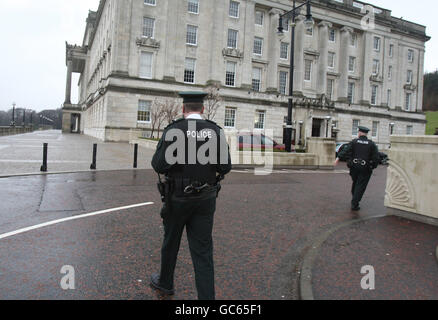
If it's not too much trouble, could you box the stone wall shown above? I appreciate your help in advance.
[385,135,438,219]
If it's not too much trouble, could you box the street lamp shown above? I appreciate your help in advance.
[11,102,16,127]
[277,0,314,152]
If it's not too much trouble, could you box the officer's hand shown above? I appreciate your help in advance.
[334,158,340,167]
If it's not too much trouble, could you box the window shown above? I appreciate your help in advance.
[371,85,378,105]
[329,29,336,42]
[406,125,413,135]
[408,49,414,62]
[328,52,335,69]
[225,61,236,87]
[224,107,236,128]
[140,51,153,78]
[372,121,379,138]
[350,33,357,46]
[188,0,199,13]
[138,100,151,122]
[306,27,313,36]
[254,110,265,129]
[387,89,392,106]
[348,56,356,72]
[279,71,288,95]
[373,37,381,51]
[327,79,334,100]
[407,70,413,84]
[389,123,395,135]
[143,17,155,38]
[184,58,196,83]
[229,1,240,18]
[352,120,360,136]
[304,59,312,81]
[282,18,289,32]
[186,25,198,45]
[227,29,238,48]
[252,67,262,92]
[388,66,393,80]
[280,42,289,60]
[255,10,264,25]
[348,82,355,104]
[253,37,263,55]
[389,44,394,57]
[144,0,156,5]
[405,93,412,111]
[372,59,380,76]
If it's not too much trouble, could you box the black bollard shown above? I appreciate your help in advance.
[90,144,97,170]
[40,143,48,172]
[133,143,138,169]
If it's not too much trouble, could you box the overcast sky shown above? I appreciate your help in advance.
[0,0,436,112]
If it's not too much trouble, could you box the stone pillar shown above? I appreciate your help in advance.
[338,27,354,101]
[164,0,178,81]
[360,31,372,104]
[416,49,425,112]
[65,59,73,104]
[293,16,305,95]
[317,21,332,96]
[208,0,226,84]
[241,0,256,88]
[266,8,282,93]
[385,135,438,219]
[111,0,132,76]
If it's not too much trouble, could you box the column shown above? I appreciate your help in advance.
[293,16,305,95]
[208,0,226,84]
[416,49,425,111]
[266,8,282,92]
[164,0,178,80]
[111,0,132,76]
[317,21,332,96]
[338,26,354,101]
[241,0,256,88]
[360,31,372,104]
[64,59,73,104]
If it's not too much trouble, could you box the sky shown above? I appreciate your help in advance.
[0,0,436,112]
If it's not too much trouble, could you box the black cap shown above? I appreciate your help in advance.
[178,91,208,104]
[358,126,370,133]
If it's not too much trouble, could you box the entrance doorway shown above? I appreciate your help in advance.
[312,118,322,137]
[71,114,80,133]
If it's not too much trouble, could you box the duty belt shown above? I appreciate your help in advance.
[183,181,212,194]
[353,158,367,166]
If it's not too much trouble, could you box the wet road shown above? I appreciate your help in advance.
[0,167,436,300]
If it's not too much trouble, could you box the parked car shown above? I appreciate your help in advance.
[336,142,348,157]
[237,132,288,151]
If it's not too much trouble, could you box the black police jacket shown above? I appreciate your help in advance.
[338,136,380,169]
[151,117,232,184]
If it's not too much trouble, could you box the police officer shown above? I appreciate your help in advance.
[150,92,232,300]
[335,126,380,211]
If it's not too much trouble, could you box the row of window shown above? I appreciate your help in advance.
[145,0,200,14]
[137,100,266,130]
[352,119,414,137]
[138,99,415,138]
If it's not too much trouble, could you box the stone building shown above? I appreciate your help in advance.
[62,0,430,149]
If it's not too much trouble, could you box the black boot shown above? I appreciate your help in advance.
[150,273,175,295]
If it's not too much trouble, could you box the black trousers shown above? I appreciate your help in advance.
[350,168,372,207]
[159,192,216,300]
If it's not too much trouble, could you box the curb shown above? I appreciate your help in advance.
[0,168,147,179]
[299,215,386,300]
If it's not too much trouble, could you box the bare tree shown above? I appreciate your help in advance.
[150,99,166,139]
[162,97,181,125]
[204,84,222,121]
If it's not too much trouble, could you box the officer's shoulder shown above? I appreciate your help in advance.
[164,118,185,130]
[205,119,223,130]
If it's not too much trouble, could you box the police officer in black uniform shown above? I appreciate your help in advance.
[335,126,380,211]
[150,92,232,300]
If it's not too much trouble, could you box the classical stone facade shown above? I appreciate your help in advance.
[63,0,430,149]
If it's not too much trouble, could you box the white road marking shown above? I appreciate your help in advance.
[0,145,10,150]
[0,160,89,163]
[0,202,154,241]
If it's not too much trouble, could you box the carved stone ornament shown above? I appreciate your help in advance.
[222,48,244,59]
[136,37,160,49]
[385,160,416,210]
